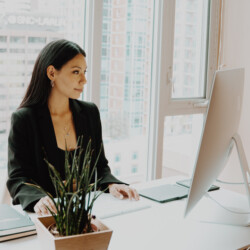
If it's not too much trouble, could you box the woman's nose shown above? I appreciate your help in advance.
[80,73,87,84]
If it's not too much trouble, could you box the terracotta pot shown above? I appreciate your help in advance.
[35,216,113,250]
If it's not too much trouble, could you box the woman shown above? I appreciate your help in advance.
[7,39,139,216]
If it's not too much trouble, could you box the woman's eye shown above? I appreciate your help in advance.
[73,70,79,74]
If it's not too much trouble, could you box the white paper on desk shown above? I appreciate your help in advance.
[90,192,151,219]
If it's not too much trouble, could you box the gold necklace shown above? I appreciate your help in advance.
[63,115,72,138]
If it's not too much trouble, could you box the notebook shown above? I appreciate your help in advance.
[0,204,36,242]
[139,184,189,203]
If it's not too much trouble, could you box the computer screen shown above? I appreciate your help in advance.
[184,68,247,223]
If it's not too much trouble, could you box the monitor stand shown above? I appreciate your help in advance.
[232,133,250,208]
[189,133,250,227]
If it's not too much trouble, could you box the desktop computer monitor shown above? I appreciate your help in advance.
[184,68,250,226]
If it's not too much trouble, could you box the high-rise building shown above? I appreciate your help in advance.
[101,0,152,137]
[0,0,85,169]
[99,0,153,183]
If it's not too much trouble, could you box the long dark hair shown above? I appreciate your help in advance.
[19,39,86,109]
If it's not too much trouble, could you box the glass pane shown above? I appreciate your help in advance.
[162,114,204,177]
[172,0,209,98]
[100,0,154,184]
[0,0,85,172]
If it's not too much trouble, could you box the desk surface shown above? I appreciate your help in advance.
[2,177,250,250]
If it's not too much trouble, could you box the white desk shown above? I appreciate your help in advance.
[2,177,250,250]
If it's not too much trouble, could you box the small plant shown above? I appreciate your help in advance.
[25,136,104,236]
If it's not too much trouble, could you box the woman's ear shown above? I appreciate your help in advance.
[47,65,56,81]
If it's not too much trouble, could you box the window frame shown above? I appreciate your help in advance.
[84,0,221,180]
[0,0,222,202]
[83,0,103,106]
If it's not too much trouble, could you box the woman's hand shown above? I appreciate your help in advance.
[108,184,140,201]
[34,196,57,216]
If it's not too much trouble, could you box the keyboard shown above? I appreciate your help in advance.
[91,193,151,219]
[176,179,220,192]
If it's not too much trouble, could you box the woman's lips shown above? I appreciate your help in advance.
[74,88,83,92]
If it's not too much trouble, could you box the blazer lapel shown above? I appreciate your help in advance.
[70,99,89,147]
[37,105,59,167]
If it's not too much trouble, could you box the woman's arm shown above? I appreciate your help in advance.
[7,110,45,211]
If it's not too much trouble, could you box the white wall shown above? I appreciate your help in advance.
[218,0,250,193]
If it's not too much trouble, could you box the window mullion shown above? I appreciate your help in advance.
[206,0,221,98]
[147,0,176,180]
[84,0,103,106]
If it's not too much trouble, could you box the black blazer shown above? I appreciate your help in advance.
[7,99,124,211]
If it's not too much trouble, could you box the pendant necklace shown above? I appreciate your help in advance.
[64,117,72,138]
[64,125,71,137]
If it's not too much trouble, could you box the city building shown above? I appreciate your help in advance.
[0,0,84,169]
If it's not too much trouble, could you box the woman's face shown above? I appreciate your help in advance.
[51,53,87,99]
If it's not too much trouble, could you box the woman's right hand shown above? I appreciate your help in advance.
[34,196,57,216]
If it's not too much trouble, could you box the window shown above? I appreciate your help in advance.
[10,48,25,53]
[131,165,138,174]
[28,37,46,44]
[10,36,25,44]
[132,152,138,160]
[114,154,121,162]
[137,49,142,57]
[102,35,108,43]
[113,167,121,176]
[0,36,7,43]
[102,48,107,56]
[158,0,220,179]
[0,0,86,201]
[95,0,219,181]
[103,9,109,17]
[162,114,203,177]
[99,0,154,184]
[172,0,209,99]
[0,0,221,201]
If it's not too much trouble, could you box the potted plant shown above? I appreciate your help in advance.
[25,137,112,250]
